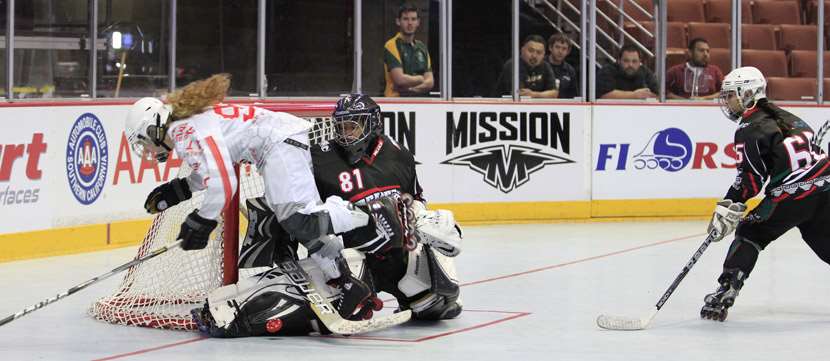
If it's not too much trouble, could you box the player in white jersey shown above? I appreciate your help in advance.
[123,74,376,319]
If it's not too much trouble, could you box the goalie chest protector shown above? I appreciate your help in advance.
[311,135,422,205]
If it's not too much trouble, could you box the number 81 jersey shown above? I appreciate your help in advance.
[727,105,830,203]
[310,135,423,206]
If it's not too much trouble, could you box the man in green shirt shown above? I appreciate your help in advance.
[384,3,433,97]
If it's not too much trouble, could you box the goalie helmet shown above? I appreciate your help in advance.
[125,97,174,162]
[719,66,767,122]
[332,94,382,164]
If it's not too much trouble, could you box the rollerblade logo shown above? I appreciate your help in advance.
[632,128,693,172]
[442,111,573,193]
[66,113,108,205]
[596,127,741,172]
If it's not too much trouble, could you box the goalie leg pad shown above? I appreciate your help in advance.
[398,245,463,320]
[201,268,316,337]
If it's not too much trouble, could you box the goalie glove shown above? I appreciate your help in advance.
[707,199,747,242]
[407,198,462,257]
[144,178,192,214]
[178,210,218,250]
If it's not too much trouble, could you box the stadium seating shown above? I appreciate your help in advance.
[753,1,802,24]
[705,0,752,23]
[766,77,818,100]
[668,0,706,22]
[634,21,687,49]
[742,49,789,77]
[710,48,733,74]
[778,24,819,51]
[741,24,778,50]
[790,50,819,77]
[688,22,730,48]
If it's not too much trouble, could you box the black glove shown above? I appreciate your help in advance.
[144,178,192,214]
[178,210,218,251]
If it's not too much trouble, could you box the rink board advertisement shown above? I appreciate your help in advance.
[592,104,830,202]
[0,105,178,234]
[379,103,591,204]
[592,105,740,200]
[0,102,590,236]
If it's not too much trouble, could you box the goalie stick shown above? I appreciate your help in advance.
[596,231,717,331]
[278,258,412,335]
[0,239,184,327]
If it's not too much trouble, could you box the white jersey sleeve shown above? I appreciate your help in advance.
[169,118,238,221]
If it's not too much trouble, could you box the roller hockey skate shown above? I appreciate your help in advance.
[328,257,383,321]
[700,269,746,322]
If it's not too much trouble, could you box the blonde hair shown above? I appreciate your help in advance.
[165,73,231,120]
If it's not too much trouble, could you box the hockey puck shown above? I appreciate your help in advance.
[266,318,283,333]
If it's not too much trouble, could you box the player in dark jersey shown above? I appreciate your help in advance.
[701,66,830,321]
[312,94,463,320]
[237,94,462,322]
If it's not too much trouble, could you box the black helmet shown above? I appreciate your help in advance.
[332,94,382,164]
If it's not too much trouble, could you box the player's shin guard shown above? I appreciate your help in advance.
[701,268,747,322]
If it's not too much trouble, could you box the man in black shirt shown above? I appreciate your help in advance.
[596,44,658,99]
[495,34,558,98]
[700,66,830,322]
[546,32,579,99]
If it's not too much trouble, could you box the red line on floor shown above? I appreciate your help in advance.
[91,336,208,361]
[335,310,532,343]
[92,232,703,359]
[461,232,705,287]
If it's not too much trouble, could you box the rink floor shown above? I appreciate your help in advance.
[1,220,828,360]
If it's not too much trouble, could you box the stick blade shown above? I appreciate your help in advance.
[317,308,412,335]
[596,314,649,331]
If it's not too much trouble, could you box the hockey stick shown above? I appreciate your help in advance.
[0,239,184,327]
[278,259,412,335]
[596,231,717,331]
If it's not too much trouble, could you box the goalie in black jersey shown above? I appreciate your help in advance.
[239,94,462,321]
[701,66,830,322]
[313,94,463,320]
[208,94,462,337]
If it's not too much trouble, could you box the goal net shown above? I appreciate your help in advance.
[89,103,334,330]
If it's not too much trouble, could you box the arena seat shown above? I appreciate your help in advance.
[790,50,819,77]
[778,25,818,51]
[667,0,706,22]
[752,0,802,24]
[742,49,788,77]
[706,0,752,23]
[710,48,733,74]
[741,24,778,50]
[688,22,730,48]
[766,77,818,101]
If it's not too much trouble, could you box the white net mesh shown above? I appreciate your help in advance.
[89,113,334,330]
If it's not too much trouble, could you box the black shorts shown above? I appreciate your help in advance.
[737,190,830,254]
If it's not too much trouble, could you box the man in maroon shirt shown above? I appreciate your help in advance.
[666,38,724,100]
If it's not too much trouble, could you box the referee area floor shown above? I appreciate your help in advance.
[1,220,828,360]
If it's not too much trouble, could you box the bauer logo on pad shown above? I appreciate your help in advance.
[66,113,109,205]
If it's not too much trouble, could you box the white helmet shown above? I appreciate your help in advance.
[719,66,767,122]
[125,97,173,162]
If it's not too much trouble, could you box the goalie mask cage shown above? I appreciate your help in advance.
[89,102,335,330]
